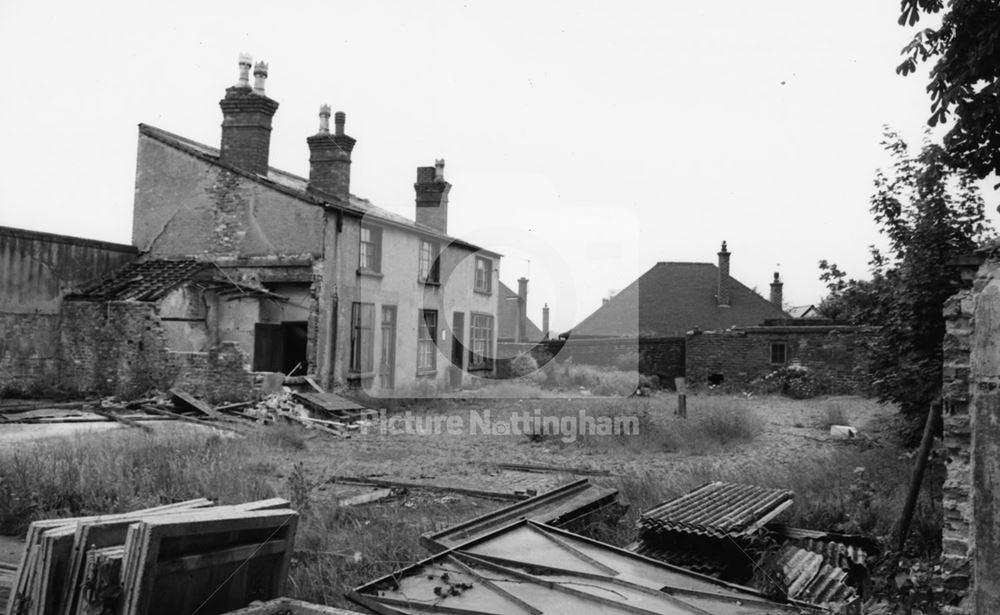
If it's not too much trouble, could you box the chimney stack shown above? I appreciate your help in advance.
[517,277,529,343]
[219,55,279,176]
[415,159,451,233]
[542,303,550,340]
[307,106,356,202]
[717,241,731,307]
[770,272,783,309]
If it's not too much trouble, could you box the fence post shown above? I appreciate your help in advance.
[675,377,687,419]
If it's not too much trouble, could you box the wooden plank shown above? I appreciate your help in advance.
[141,406,244,434]
[302,376,325,394]
[336,489,396,508]
[168,388,221,418]
[328,476,527,502]
[89,409,153,433]
[291,392,365,413]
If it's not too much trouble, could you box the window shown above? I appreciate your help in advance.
[350,302,375,374]
[474,257,492,294]
[418,310,438,371]
[770,342,787,365]
[470,313,494,370]
[359,225,382,272]
[418,240,440,283]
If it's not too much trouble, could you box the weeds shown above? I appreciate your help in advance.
[821,402,850,429]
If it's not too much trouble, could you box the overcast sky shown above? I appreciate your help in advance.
[2,1,994,332]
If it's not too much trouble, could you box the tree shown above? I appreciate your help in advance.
[820,128,988,414]
[896,0,1000,181]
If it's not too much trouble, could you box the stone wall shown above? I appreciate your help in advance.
[685,325,864,392]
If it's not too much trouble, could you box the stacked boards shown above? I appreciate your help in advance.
[6,499,297,615]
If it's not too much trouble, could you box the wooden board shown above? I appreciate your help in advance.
[168,389,221,419]
[291,392,366,414]
[119,509,298,615]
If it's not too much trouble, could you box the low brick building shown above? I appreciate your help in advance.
[685,320,865,392]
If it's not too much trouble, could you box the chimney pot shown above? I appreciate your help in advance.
[435,159,445,181]
[334,111,346,136]
[318,105,331,133]
[236,53,253,88]
[252,61,269,95]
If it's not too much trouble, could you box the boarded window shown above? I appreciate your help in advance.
[469,313,494,370]
[418,310,438,371]
[350,302,375,374]
[770,342,787,364]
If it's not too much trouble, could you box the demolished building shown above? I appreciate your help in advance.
[1,55,504,401]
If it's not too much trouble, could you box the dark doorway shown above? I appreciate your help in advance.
[253,321,308,374]
[451,311,465,387]
[379,306,396,390]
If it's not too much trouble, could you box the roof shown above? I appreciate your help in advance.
[138,124,499,258]
[788,305,821,319]
[352,520,809,614]
[639,481,794,539]
[67,259,206,301]
[570,262,789,338]
[497,281,544,341]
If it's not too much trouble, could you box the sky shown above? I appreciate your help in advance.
[1,1,994,333]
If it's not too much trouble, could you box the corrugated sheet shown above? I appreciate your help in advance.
[774,543,858,607]
[68,259,206,302]
[640,481,795,538]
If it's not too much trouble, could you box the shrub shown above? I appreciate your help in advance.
[753,364,829,399]
[510,353,539,377]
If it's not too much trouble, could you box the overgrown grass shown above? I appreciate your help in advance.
[820,401,850,429]
[0,428,274,535]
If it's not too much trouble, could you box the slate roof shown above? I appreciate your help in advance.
[138,124,499,257]
[67,259,206,301]
[570,262,789,338]
[497,281,544,342]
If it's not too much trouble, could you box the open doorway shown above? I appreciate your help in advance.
[253,321,308,375]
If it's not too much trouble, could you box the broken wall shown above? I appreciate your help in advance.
[943,255,1000,614]
[0,227,137,394]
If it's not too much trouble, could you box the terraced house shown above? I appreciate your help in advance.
[2,56,502,400]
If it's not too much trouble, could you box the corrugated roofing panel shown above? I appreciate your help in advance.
[640,482,794,538]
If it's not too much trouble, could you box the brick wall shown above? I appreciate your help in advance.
[942,288,973,611]
[497,337,685,383]
[0,313,61,395]
[61,300,255,402]
[685,325,864,392]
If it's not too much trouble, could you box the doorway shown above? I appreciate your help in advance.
[451,311,465,387]
[379,306,396,389]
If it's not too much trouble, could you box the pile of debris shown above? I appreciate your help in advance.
[0,383,371,439]
[632,481,876,613]
[4,498,298,615]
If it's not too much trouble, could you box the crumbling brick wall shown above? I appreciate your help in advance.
[685,326,864,392]
[60,301,172,398]
[61,301,255,402]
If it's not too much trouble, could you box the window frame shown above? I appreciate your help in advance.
[417,309,438,372]
[349,302,376,375]
[359,224,382,273]
[770,341,787,365]
[418,239,441,284]
[474,256,492,294]
[469,312,494,371]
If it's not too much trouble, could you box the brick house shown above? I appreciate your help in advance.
[4,55,503,400]
[569,242,788,338]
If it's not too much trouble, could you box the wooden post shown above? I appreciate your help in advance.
[897,399,941,551]
[675,377,687,419]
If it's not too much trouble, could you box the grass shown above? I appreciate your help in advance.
[821,401,851,429]
[0,393,938,610]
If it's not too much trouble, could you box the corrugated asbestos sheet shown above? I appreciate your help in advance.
[640,481,795,538]
[67,259,206,302]
[774,543,858,606]
[351,520,818,615]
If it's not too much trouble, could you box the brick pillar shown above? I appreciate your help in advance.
[414,160,451,234]
[770,272,783,309]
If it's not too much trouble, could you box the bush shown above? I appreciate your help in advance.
[752,364,829,399]
[510,353,539,377]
